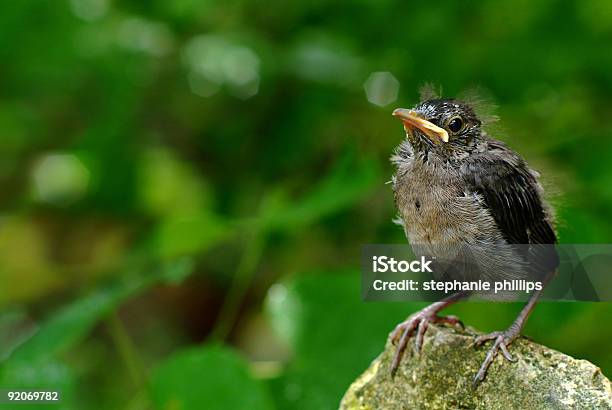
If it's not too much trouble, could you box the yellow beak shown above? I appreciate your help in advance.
[392,108,449,143]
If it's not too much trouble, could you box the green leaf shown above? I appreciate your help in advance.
[260,153,379,231]
[0,309,36,361]
[265,272,420,410]
[6,259,194,363]
[152,211,231,260]
[150,344,274,410]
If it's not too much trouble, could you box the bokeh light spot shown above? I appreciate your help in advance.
[32,153,90,206]
[364,71,400,107]
[183,35,260,99]
[117,17,174,57]
[291,39,362,87]
[70,0,108,22]
[267,284,288,306]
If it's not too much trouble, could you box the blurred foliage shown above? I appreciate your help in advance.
[1,0,612,409]
[266,273,410,409]
[151,345,274,410]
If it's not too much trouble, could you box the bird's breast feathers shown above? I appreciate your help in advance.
[393,157,504,245]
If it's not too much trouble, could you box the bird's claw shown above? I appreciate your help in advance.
[389,312,463,377]
[473,330,518,387]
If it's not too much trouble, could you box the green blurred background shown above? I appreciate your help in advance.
[1,1,612,409]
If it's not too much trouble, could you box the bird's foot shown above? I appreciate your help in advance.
[389,309,463,377]
[472,329,519,386]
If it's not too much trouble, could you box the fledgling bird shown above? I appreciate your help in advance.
[389,88,558,385]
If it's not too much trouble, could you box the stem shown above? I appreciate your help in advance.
[106,312,146,388]
[210,228,266,342]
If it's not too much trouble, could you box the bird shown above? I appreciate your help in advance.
[389,87,558,386]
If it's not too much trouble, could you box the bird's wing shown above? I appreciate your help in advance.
[459,140,556,245]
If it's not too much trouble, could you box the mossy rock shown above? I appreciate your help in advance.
[340,324,612,410]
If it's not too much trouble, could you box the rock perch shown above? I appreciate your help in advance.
[340,324,612,409]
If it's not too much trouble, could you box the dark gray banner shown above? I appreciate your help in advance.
[361,244,612,301]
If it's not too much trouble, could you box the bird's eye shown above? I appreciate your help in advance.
[447,116,464,133]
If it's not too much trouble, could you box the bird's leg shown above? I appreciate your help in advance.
[390,291,467,377]
[472,270,555,386]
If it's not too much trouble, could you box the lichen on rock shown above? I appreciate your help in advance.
[340,324,612,410]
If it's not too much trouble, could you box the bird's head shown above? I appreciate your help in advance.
[393,98,485,158]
